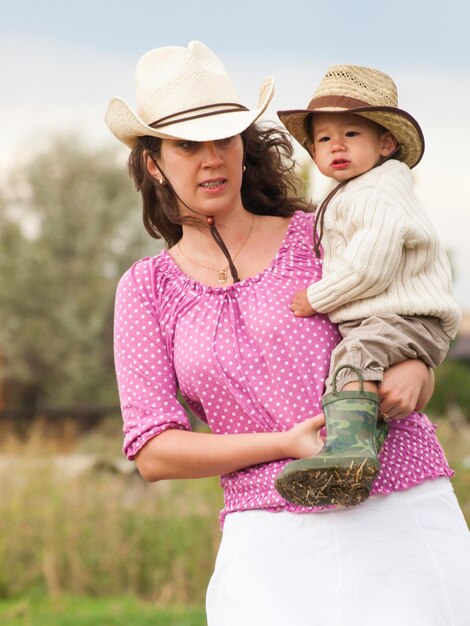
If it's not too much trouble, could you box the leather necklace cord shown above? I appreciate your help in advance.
[313,181,347,257]
[312,149,401,257]
[177,212,254,284]
[151,155,245,283]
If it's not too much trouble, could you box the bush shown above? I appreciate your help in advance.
[427,359,470,422]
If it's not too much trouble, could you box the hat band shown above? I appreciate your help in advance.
[150,102,249,129]
[307,95,373,111]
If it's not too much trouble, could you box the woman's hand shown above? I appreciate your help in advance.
[283,413,325,459]
[378,359,434,420]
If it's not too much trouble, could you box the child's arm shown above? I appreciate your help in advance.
[290,288,317,317]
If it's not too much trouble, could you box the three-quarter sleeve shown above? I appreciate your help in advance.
[114,261,191,459]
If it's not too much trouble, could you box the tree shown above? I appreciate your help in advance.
[0,135,159,410]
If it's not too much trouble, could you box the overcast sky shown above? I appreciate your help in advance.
[1,0,469,309]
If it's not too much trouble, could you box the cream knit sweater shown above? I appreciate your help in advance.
[307,159,461,338]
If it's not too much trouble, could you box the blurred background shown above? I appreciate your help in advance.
[0,1,469,624]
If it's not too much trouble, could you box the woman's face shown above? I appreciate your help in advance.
[149,135,245,219]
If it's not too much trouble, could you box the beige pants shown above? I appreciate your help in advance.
[326,313,450,392]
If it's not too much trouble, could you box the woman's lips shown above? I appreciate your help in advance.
[199,178,227,192]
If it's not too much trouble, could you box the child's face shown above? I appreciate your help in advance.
[310,113,397,182]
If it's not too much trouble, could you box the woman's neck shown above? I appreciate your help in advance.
[178,209,255,262]
[169,212,291,287]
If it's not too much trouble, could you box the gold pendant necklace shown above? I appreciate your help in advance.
[177,214,255,284]
[216,268,229,284]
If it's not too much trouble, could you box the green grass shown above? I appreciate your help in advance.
[0,414,467,620]
[0,467,222,603]
[0,419,223,604]
[0,595,206,626]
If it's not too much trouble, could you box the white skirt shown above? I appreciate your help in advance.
[206,478,470,626]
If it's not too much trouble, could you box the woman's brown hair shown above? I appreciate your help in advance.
[128,124,311,248]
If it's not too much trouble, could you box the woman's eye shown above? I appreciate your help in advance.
[178,141,196,150]
[217,136,234,146]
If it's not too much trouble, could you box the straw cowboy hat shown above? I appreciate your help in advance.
[105,41,274,148]
[278,64,424,169]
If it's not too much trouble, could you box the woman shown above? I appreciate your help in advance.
[106,41,470,625]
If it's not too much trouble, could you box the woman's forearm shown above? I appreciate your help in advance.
[135,429,286,481]
[135,414,325,482]
[416,366,435,409]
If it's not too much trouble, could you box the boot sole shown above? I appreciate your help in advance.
[275,458,379,508]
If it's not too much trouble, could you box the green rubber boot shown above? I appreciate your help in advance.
[275,365,389,508]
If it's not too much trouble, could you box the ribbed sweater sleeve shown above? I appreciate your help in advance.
[307,193,406,312]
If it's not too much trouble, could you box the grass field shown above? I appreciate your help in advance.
[0,414,468,625]
[0,595,205,626]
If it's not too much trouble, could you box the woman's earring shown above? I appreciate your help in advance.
[158,178,166,186]
[242,165,246,173]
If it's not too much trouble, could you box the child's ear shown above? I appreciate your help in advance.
[381,132,398,157]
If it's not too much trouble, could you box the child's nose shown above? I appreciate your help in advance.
[331,137,346,151]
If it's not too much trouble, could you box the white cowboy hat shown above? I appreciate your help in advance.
[105,40,274,148]
[278,64,424,169]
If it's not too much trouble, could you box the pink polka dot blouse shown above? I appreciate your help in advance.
[114,211,453,524]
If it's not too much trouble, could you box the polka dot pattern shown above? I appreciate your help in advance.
[114,211,453,524]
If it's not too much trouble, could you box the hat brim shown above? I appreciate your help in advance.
[278,105,424,169]
[106,77,274,148]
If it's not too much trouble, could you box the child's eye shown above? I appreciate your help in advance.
[318,136,330,143]
[345,131,359,137]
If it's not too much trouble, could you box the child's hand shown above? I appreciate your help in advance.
[289,289,316,317]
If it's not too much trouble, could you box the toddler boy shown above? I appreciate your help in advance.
[275,65,461,507]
